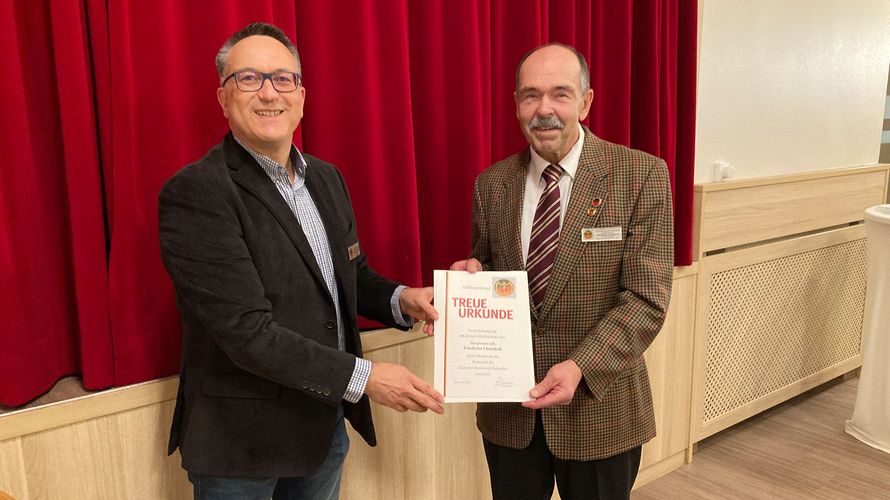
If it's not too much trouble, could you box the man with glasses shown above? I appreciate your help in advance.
[451,43,673,499]
[158,22,444,499]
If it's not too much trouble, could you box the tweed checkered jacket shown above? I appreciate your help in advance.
[471,127,674,460]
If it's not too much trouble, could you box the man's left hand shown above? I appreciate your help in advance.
[522,360,583,409]
[399,287,438,335]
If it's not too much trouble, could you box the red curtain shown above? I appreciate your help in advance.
[0,0,111,406]
[0,0,695,406]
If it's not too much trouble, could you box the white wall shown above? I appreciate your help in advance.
[695,0,890,183]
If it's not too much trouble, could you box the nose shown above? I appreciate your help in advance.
[537,95,555,115]
[257,78,279,100]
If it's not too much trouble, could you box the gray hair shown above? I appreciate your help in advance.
[215,22,301,79]
[515,42,590,94]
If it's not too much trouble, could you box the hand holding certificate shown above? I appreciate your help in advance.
[433,270,535,403]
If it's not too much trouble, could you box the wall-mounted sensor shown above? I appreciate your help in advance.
[713,160,735,182]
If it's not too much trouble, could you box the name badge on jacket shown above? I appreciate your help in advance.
[348,242,361,261]
[581,227,622,242]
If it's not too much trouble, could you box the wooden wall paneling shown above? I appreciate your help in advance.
[691,188,706,261]
[0,270,696,499]
[341,336,492,500]
[690,253,715,454]
[691,226,867,442]
[19,402,189,500]
[698,166,888,254]
[0,378,178,443]
[341,338,438,500]
[0,438,28,500]
[639,273,696,470]
[432,400,491,499]
[110,402,191,499]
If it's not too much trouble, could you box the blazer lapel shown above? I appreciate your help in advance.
[304,160,356,323]
[538,129,610,320]
[225,135,330,296]
[498,154,528,275]
[491,151,533,320]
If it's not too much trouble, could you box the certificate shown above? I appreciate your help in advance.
[433,270,535,403]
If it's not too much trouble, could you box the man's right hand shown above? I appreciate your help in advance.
[365,362,445,414]
[449,258,483,273]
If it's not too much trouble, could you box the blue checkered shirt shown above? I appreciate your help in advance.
[237,138,410,403]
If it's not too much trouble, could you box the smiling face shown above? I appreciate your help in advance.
[217,35,304,162]
[515,45,593,164]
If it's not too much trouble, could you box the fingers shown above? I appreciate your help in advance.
[401,287,438,323]
[528,377,556,399]
[410,392,444,414]
[522,378,560,409]
[400,374,444,414]
[417,300,439,322]
[521,360,582,409]
[521,387,570,409]
[450,260,468,271]
[449,258,482,273]
[522,393,558,409]
[465,258,483,273]
[422,321,434,335]
[365,363,445,414]
[413,376,445,404]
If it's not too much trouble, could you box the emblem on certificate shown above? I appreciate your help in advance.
[493,278,516,298]
[433,270,535,403]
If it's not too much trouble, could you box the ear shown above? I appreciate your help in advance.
[295,85,306,118]
[514,91,521,120]
[217,86,229,118]
[578,89,594,121]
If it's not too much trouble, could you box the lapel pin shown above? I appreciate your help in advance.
[586,198,602,217]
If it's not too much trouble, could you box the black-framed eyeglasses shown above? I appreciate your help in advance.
[221,70,302,93]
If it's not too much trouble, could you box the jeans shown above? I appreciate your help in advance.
[188,406,350,500]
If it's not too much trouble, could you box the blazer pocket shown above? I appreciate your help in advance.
[201,374,281,399]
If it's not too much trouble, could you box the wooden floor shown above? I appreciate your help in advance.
[634,376,890,499]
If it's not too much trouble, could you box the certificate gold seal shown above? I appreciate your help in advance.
[493,279,515,298]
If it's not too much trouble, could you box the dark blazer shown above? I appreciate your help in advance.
[158,133,402,478]
[471,127,674,460]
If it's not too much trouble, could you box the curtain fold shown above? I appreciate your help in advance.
[0,0,111,405]
[91,0,301,386]
[1,0,695,406]
[295,0,424,289]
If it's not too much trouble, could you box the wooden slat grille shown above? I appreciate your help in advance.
[702,240,867,424]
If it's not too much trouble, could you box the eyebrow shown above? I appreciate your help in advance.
[230,67,298,74]
[551,85,576,93]
[517,84,577,94]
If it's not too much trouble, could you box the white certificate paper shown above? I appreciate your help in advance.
[433,270,535,403]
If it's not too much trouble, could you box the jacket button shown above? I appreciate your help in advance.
[325,320,335,329]
[323,388,331,396]
[302,381,309,389]
[309,383,317,391]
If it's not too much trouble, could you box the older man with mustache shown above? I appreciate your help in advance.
[451,43,674,500]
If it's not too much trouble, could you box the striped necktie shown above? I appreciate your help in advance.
[527,163,564,310]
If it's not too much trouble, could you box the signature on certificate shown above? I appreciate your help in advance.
[494,377,515,388]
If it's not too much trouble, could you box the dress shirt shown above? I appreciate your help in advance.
[520,122,585,264]
[235,137,410,403]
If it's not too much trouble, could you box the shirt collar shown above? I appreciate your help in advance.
[233,135,308,180]
[529,122,585,182]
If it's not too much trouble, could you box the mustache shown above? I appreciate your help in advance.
[528,115,565,131]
